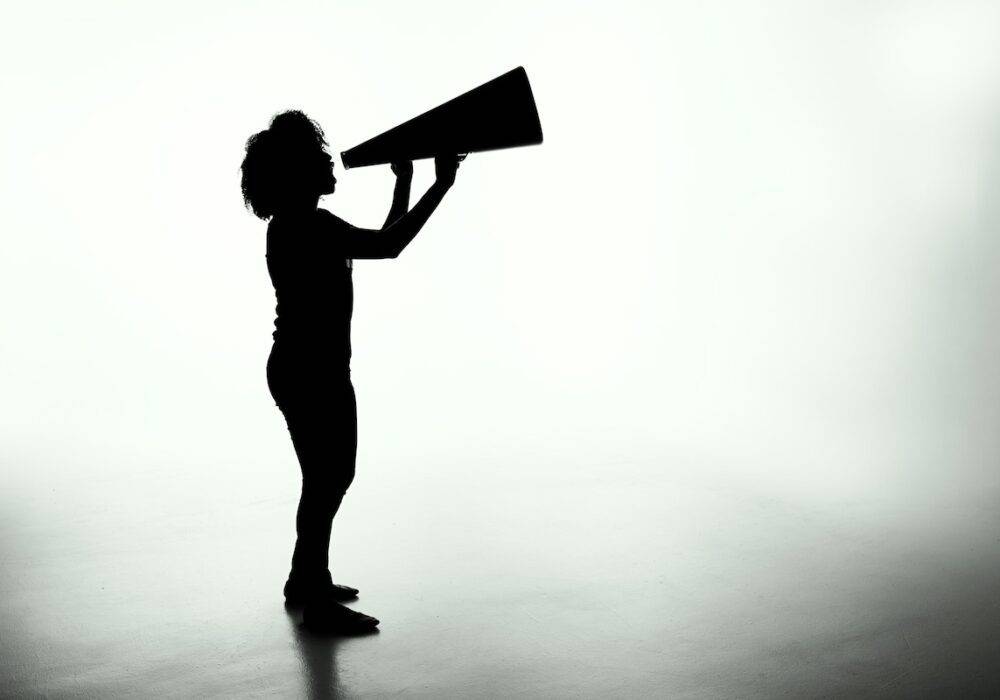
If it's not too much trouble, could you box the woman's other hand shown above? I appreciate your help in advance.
[434,155,460,187]
[390,160,413,179]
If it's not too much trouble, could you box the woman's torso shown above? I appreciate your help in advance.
[266,209,354,372]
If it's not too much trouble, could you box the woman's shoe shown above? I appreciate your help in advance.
[284,570,359,606]
[303,600,379,634]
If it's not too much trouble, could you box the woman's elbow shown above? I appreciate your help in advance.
[385,236,409,259]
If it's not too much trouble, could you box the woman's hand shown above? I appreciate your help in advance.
[434,154,461,187]
[390,160,413,179]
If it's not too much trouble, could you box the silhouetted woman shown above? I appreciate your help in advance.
[241,111,459,633]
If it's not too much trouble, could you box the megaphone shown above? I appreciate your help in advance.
[340,67,543,169]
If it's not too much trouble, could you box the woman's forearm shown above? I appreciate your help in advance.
[382,175,412,228]
[382,180,452,256]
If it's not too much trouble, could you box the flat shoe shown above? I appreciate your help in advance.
[284,573,359,606]
[303,601,379,634]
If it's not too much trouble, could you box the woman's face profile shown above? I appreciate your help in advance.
[318,150,336,196]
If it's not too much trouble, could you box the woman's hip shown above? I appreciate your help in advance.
[267,344,354,414]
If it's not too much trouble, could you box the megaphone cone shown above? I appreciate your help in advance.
[340,67,543,169]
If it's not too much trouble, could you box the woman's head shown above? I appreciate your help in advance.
[241,110,337,219]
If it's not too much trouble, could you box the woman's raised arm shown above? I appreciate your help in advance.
[320,155,460,259]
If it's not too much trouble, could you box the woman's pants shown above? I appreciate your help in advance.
[267,343,357,579]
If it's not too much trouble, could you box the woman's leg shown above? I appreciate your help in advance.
[282,380,358,582]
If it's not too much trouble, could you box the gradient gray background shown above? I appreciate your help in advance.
[2,1,999,697]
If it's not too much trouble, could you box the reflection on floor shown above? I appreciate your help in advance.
[2,450,998,698]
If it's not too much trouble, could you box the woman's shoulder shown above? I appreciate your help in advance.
[267,209,354,256]
[270,208,350,232]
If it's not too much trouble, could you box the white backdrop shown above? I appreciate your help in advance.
[3,0,1000,517]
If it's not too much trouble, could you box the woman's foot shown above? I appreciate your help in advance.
[303,600,379,634]
[284,570,359,606]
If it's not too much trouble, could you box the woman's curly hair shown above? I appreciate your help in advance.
[241,110,328,220]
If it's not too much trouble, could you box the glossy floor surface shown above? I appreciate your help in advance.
[3,449,999,698]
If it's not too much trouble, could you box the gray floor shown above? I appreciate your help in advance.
[2,449,999,698]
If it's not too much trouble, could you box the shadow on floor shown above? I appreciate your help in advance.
[284,603,379,700]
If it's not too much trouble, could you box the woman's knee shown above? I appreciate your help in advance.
[332,465,356,494]
[302,465,355,496]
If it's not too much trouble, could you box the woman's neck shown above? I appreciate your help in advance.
[275,195,320,220]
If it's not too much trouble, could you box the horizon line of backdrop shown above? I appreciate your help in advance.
[2,0,1000,508]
